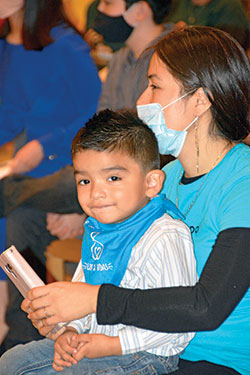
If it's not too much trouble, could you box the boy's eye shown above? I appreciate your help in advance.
[79,179,90,185]
[108,176,120,182]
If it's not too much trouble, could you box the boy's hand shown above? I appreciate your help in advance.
[53,329,78,372]
[71,334,122,360]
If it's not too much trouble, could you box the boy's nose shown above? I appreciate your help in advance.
[90,182,105,199]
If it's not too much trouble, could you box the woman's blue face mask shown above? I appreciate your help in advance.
[137,92,198,157]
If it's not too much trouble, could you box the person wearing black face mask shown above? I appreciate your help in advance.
[93,4,134,44]
[85,0,125,60]
[95,0,174,111]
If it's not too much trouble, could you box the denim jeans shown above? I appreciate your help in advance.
[0,338,179,375]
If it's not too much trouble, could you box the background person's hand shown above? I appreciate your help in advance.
[0,161,12,179]
[8,140,44,175]
[46,213,85,240]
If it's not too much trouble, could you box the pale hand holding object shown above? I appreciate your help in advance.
[21,282,100,332]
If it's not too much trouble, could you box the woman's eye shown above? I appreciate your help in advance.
[108,176,120,182]
[79,179,90,185]
[150,84,159,90]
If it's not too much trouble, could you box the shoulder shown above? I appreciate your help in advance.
[139,213,192,249]
[131,214,196,285]
[162,159,181,181]
[211,0,247,15]
[109,46,131,64]
[220,144,250,185]
[0,38,5,54]
[50,24,90,53]
[162,23,175,35]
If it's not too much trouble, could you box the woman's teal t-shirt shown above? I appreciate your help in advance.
[162,144,250,375]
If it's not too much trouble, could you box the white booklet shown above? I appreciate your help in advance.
[0,245,66,333]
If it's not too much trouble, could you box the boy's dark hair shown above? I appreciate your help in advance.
[71,109,160,171]
[126,0,172,24]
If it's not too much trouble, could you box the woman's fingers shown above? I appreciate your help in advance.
[23,282,100,324]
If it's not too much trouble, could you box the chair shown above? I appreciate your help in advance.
[45,238,81,282]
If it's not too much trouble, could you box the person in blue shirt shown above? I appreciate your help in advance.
[20,26,250,375]
[0,0,101,178]
[0,0,100,350]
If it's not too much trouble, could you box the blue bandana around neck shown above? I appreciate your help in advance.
[81,194,184,286]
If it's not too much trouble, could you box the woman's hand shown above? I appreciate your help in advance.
[8,140,44,175]
[31,318,66,340]
[21,282,100,326]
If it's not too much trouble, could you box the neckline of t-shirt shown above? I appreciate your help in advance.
[179,143,242,185]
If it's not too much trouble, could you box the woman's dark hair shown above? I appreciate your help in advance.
[149,26,250,141]
[126,0,172,24]
[0,0,75,50]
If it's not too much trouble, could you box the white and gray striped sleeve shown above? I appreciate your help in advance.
[118,214,197,356]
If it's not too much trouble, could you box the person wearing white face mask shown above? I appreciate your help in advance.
[137,91,198,157]
[19,26,250,375]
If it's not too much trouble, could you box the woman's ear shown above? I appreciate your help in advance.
[194,88,211,117]
[145,169,165,198]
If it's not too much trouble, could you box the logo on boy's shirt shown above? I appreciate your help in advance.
[82,262,113,271]
[90,232,104,260]
[82,232,113,272]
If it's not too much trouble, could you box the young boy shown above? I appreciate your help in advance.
[0,109,197,375]
[52,109,197,373]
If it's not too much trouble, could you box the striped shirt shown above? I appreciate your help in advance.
[70,213,197,356]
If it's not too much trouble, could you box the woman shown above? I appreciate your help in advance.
[0,0,100,350]
[0,0,100,178]
[6,26,250,374]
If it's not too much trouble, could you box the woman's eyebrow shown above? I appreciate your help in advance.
[148,74,162,81]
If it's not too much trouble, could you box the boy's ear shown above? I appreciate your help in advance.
[145,170,165,198]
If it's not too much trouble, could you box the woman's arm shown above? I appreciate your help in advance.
[97,227,250,332]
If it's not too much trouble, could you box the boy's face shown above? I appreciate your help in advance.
[73,149,151,224]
